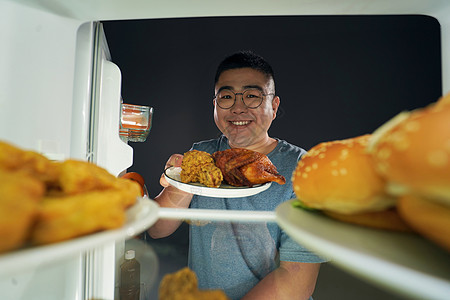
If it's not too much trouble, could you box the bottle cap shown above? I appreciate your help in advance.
[125,250,135,260]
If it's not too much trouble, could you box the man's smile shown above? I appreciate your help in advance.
[230,120,251,126]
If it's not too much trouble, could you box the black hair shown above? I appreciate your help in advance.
[214,50,275,85]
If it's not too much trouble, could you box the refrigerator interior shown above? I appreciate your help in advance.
[1,0,450,300]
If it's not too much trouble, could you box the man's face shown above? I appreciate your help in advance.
[213,68,280,149]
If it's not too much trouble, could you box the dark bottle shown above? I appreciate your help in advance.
[120,250,140,300]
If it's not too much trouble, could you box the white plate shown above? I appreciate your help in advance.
[276,199,450,300]
[0,197,159,276]
[164,166,271,198]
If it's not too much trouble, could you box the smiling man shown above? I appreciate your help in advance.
[149,51,325,300]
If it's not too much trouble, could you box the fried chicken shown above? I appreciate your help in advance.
[180,150,223,188]
[212,148,286,187]
[159,267,229,300]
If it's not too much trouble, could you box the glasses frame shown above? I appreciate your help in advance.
[213,88,275,109]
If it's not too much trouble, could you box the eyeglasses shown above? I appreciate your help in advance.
[214,88,274,109]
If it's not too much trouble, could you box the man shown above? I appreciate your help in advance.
[149,50,325,299]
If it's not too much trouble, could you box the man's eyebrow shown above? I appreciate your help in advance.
[217,85,264,92]
[217,86,234,92]
[243,85,264,91]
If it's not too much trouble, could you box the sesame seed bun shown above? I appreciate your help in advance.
[292,135,396,215]
[397,194,450,252]
[368,93,450,206]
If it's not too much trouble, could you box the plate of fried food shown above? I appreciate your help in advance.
[276,93,450,300]
[0,140,159,275]
[163,148,287,198]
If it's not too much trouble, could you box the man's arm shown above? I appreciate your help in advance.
[148,154,193,238]
[242,261,321,300]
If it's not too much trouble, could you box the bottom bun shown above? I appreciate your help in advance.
[323,208,412,232]
[397,194,450,252]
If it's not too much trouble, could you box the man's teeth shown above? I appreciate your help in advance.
[231,121,250,126]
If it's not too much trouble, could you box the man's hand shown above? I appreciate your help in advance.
[160,154,184,187]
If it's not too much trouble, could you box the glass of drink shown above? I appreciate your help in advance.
[120,103,153,142]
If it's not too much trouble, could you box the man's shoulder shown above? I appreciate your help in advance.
[192,136,227,153]
[273,139,307,158]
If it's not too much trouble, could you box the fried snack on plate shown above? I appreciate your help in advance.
[180,150,223,188]
[0,169,45,252]
[0,140,59,186]
[159,267,229,300]
[213,148,285,187]
[57,159,121,195]
[31,189,133,245]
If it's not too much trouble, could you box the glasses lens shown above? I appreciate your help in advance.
[243,89,264,108]
[216,89,235,109]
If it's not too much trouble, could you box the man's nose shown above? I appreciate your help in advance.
[231,93,247,112]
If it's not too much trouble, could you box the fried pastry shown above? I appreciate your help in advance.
[180,150,223,188]
[31,189,131,245]
[159,267,229,300]
[0,169,45,252]
[56,159,120,195]
[213,148,285,187]
[0,141,60,186]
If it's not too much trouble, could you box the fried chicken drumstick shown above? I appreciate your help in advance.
[212,148,286,187]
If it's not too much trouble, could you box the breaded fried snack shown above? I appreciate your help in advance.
[56,159,119,195]
[293,135,396,214]
[0,141,59,186]
[180,150,223,188]
[159,267,229,300]
[31,189,129,245]
[0,169,45,252]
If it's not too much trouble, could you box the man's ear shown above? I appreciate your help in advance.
[272,96,280,120]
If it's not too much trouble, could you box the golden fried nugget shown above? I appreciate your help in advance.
[0,141,60,186]
[112,177,141,208]
[180,150,223,187]
[159,267,229,300]
[0,169,45,252]
[31,189,129,245]
[56,160,119,195]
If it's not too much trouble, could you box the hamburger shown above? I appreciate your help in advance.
[292,134,411,231]
[368,92,450,250]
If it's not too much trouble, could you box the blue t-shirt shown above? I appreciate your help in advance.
[187,135,325,300]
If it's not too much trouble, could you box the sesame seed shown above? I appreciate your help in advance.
[405,121,420,132]
[331,170,339,176]
[377,148,391,160]
[427,150,448,167]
